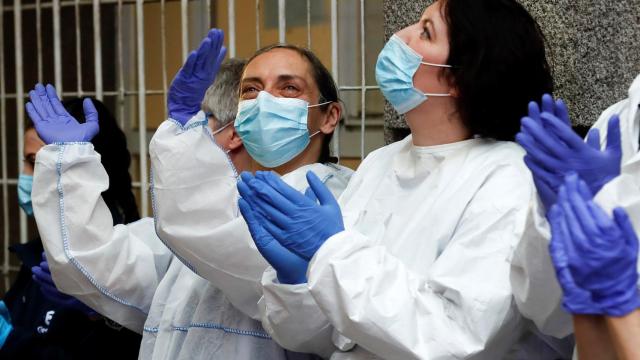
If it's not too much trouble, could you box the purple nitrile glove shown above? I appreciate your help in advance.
[168,28,227,125]
[517,93,622,199]
[32,253,97,317]
[25,84,99,144]
[549,175,640,316]
[516,94,571,211]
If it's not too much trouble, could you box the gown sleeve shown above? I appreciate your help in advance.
[32,143,174,333]
[150,114,267,320]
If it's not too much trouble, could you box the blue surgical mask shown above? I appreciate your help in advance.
[375,34,452,114]
[234,91,328,168]
[17,174,34,216]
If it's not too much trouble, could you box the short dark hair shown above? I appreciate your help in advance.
[443,0,553,141]
[245,44,340,163]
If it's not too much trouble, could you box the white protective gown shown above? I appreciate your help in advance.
[510,73,640,339]
[150,113,353,321]
[31,112,349,359]
[259,135,572,359]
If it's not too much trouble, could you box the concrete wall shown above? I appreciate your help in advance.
[383,0,640,143]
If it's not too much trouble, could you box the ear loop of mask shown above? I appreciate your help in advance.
[307,100,332,139]
[211,121,234,154]
[419,61,453,97]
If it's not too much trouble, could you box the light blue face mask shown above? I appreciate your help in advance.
[375,34,452,114]
[234,91,328,168]
[17,174,34,216]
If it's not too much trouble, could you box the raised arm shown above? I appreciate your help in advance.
[28,84,173,333]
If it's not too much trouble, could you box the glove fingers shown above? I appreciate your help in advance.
[540,112,585,150]
[519,134,566,173]
[306,171,339,207]
[40,260,50,273]
[237,175,260,207]
[532,176,556,211]
[31,268,56,288]
[207,28,223,54]
[304,187,319,204]
[527,101,541,123]
[558,185,587,257]
[585,128,601,150]
[46,84,69,116]
[215,46,227,69]
[541,93,555,115]
[25,102,44,125]
[238,198,271,247]
[605,115,622,155]
[565,175,601,237]
[180,50,198,78]
[252,195,291,229]
[576,179,593,201]
[82,98,100,140]
[251,174,307,213]
[548,205,569,269]
[524,155,561,187]
[585,200,614,234]
[612,207,640,254]
[28,89,49,121]
[258,171,313,207]
[521,117,568,159]
[193,37,213,72]
[35,83,56,118]
[554,99,571,126]
[205,29,225,70]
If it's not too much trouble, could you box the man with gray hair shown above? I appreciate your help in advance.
[202,58,251,172]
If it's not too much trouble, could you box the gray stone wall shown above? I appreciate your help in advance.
[383,0,640,143]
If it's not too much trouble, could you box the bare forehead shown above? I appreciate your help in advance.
[420,0,445,23]
[243,48,315,83]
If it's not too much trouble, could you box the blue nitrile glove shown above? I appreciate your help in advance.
[238,171,344,261]
[517,94,622,197]
[516,95,571,210]
[548,205,602,315]
[168,29,227,125]
[0,301,12,348]
[32,253,97,317]
[238,186,309,285]
[25,83,99,144]
[550,174,640,316]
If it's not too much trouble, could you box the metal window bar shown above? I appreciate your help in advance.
[13,0,27,248]
[75,0,83,95]
[0,3,8,291]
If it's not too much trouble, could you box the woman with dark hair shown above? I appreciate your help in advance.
[0,98,141,358]
[237,0,569,358]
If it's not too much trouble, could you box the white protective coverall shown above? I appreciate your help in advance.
[151,115,353,322]
[259,135,573,359]
[510,73,640,340]
[31,112,349,359]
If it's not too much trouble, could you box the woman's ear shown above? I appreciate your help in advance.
[319,102,341,134]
